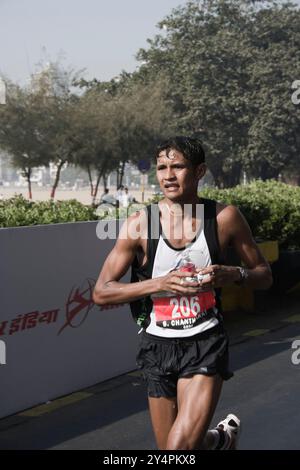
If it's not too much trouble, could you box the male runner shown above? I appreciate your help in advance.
[93,136,273,450]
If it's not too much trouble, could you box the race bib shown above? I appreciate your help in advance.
[153,291,216,330]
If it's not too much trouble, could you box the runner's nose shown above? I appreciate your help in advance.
[165,166,176,180]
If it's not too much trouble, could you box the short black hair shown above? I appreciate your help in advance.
[155,136,205,166]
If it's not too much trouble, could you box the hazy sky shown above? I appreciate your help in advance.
[0,0,185,85]
[1,0,299,86]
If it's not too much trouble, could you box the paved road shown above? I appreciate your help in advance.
[1,311,299,450]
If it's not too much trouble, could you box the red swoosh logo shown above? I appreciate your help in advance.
[58,279,95,335]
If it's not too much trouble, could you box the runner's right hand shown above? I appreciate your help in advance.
[158,270,203,295]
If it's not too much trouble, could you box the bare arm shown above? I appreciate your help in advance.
[93,212,202,306]
[197,205,273,290]
[229,205,273,289]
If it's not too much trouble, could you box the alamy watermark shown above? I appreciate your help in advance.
[291,80,300,105]
[0,340,6,365]
[291,339,300,365]
[96,203,204,241]
[0,77,6,105]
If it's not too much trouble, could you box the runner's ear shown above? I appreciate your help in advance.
[196,163,206,180]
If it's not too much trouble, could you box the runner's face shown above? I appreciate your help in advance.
[156,149,204,201]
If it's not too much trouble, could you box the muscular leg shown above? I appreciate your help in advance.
[148,396,178,450]
[166,374,223,450]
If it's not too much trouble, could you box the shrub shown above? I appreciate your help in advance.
[200,180,300,250]
[0,195,98,227]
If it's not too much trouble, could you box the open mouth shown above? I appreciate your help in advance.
[164,184,179,190]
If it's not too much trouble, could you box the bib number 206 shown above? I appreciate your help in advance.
[170,296,201,318]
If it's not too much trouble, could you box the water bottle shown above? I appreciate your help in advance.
[177,250,198,282]
[177,250,211,284]
[154,250,209,298]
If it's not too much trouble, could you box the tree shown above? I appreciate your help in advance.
[241,1,300,180]
[29,61,85,199]
[0,84,51,198]
[76,75,174,202]
[71,88,120,204]
[135,0,300,186]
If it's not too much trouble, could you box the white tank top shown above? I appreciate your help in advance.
[146,224,219,337]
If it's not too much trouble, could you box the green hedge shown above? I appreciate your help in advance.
[200,180,300,251]
[0,195,98,227]
[1,180,299,250]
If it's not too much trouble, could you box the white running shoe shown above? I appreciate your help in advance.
[216,413,241,450]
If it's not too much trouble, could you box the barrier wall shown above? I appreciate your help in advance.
[0,220,139,419]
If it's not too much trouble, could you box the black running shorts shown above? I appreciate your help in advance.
[136,323,233,398]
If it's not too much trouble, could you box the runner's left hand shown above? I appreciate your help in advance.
[195,265,240,288]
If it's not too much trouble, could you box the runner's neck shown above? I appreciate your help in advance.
[159,196,203,217]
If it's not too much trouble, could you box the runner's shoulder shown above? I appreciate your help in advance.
[119,207,147,245]
[126,205,148,225]
[215,200,235,216]
[215,201,244,229]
